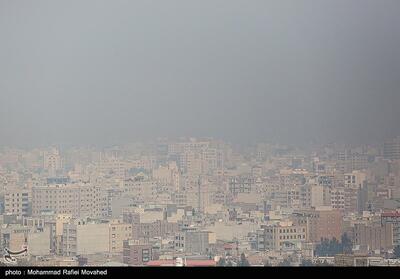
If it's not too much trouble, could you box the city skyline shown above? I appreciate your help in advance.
[1,136,400,267]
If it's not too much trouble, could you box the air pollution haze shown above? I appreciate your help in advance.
[3,0,400,272]
[0,0,400,147]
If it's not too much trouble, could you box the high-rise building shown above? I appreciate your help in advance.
[32,183,104,218]
[384,137,400,160]
[43,148,62,176]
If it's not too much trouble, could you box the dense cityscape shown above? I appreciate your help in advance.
[1,0,400,274]
[1,137,400,266]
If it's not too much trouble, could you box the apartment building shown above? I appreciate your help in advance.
[174,229,212,255]
[330,187,345,210]
[43,148,63,176]
[299,184,328,209]
[229,176,253,195]
[381,211,400,247]
[0,224,50,256]
[344,171,367,189]
[292,207,343,243]
[123,178,158,203]
[109,219,132,253]
[353,223,393,252]
[259,221,307,251]
[32,183,103,218]
[384,137,400,160]
[123,239,156,266]
[4,187,31,217]
[133,220,179,240]
[337,150,368,173]
[62,219,110,256]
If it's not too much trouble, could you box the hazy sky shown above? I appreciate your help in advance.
[1,0,399,147]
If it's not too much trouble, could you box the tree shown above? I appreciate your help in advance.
[329,237,341,255]
[315,235,353,257]
[239,253,250,266]
[217,257,226,266]
[300,259,314,266]
[315,238,336,256]
[394,246,400,259]
[341,233,353,254]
